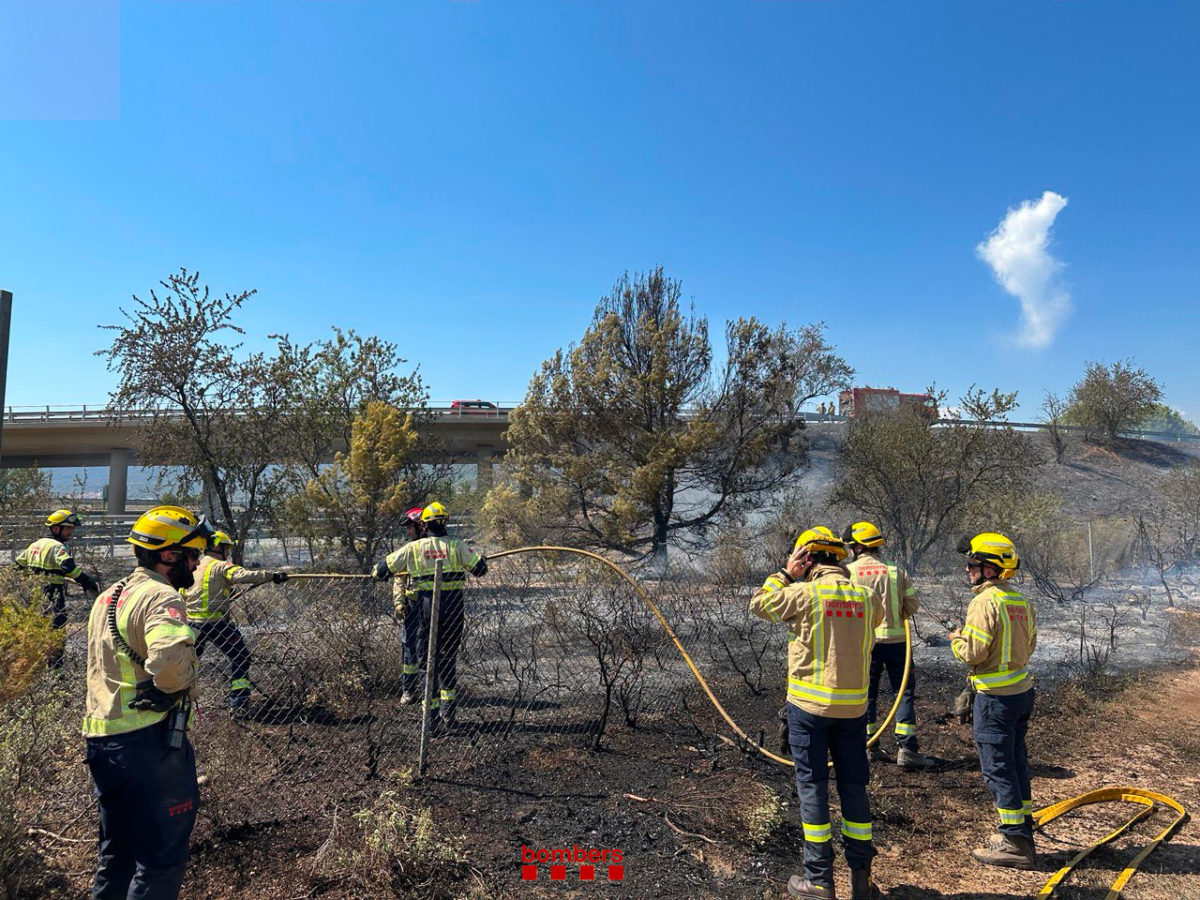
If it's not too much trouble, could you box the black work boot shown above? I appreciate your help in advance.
[787,875,835,899]
[896,747,933,770]
[849,867,878,900]
[868,744,891,764]
[971,833,1035,869]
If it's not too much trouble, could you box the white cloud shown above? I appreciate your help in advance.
[976,190,1071,349]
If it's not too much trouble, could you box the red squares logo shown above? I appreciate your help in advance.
[857,611,863,618]
[521,865,537,880]
[609,864,624,881]
[826,610,833,616]
[550,865,566,880]
[580,865,595,880]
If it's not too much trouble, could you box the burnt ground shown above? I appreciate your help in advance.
[29,653,1200,900]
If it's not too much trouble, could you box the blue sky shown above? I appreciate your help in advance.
[1,0,1197,420]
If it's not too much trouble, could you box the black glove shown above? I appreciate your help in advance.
[129,679,185,713]
[77,572,100,594]
[777,706,791,756]
[373,562,391,581]
[272,571,289,584]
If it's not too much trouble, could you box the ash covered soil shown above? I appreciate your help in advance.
[35,657,1200,900]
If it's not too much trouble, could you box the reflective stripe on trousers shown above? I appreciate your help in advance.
[787,703,876,889]
[866,641,918,751]
[973,688,1035,841]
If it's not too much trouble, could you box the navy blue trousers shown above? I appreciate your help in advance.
[193,617,251,690]
[400,595,422,689]
[86,723,199,900]
[973,688,1034,841]
[414,589,464,712]
[866,640,919,750]
[788,703,876,888]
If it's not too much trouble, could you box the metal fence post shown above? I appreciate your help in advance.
[418,559,443,777]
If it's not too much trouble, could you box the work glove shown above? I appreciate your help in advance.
[373,562,391,581]
[77,572,100,595]
[129,679,186,713]
[954,686,975,725]
[272,572,289,584]
[777,706,791,756]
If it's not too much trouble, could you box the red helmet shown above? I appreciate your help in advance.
[405,507,424,525]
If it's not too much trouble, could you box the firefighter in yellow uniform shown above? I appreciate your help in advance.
[82,505,211,899]
[184,530,288,710]
[16,509,100,667]
[950,532,1037,869]
[843,521,930,770]
[750,527,884,900]
[383,507,426,705]
[373,502,486,729]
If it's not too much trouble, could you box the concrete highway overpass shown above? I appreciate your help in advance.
[0,406,511,514]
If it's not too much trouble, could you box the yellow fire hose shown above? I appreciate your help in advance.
[1032,788,1188,899]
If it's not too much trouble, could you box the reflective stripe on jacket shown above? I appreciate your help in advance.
[846,552,919,643]
[184,554,274,621]
[749,564,884,719]
[82,567,198,737]
[950,581,1037,696]
[385,535,485,592]
[16,537,82,585]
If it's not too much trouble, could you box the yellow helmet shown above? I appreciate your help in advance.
[793,526,848,561]
[46,509,83,528]
[421,502,448,524]
[127,505,212,552]
[209,529,236,550]
[842,521,884,548]
[956,532,1019,579]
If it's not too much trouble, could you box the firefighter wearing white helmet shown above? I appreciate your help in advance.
[373,501,486,730]
[82,505,212,899]
[950,532,1037,870]
[842,521,929,771]
[184,529,288,710]
[15,509,100,667]
[750,526,884,900]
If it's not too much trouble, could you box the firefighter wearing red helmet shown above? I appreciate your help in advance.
[376,507,426,704]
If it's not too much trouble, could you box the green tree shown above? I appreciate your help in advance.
[296,402,421,571]
[1067,358,1163,443]
[1139,403,1200,436]
[486,267,843,564]
[831,385,1043,571]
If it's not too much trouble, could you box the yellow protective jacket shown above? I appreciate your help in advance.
[750,563,884,719]
[846,551,919,644]
[16,536,83,586]
[184,554,274,621]
[82,567,198,737]
[950,580,1037,696]
[385,538,418,616]
[385,534,487,593]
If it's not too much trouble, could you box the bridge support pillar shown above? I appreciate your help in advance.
[107,448,130,515]
[476,447,495,488]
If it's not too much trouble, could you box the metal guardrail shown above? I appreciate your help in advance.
[2,402,523,423]
[5,405,1198,443]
